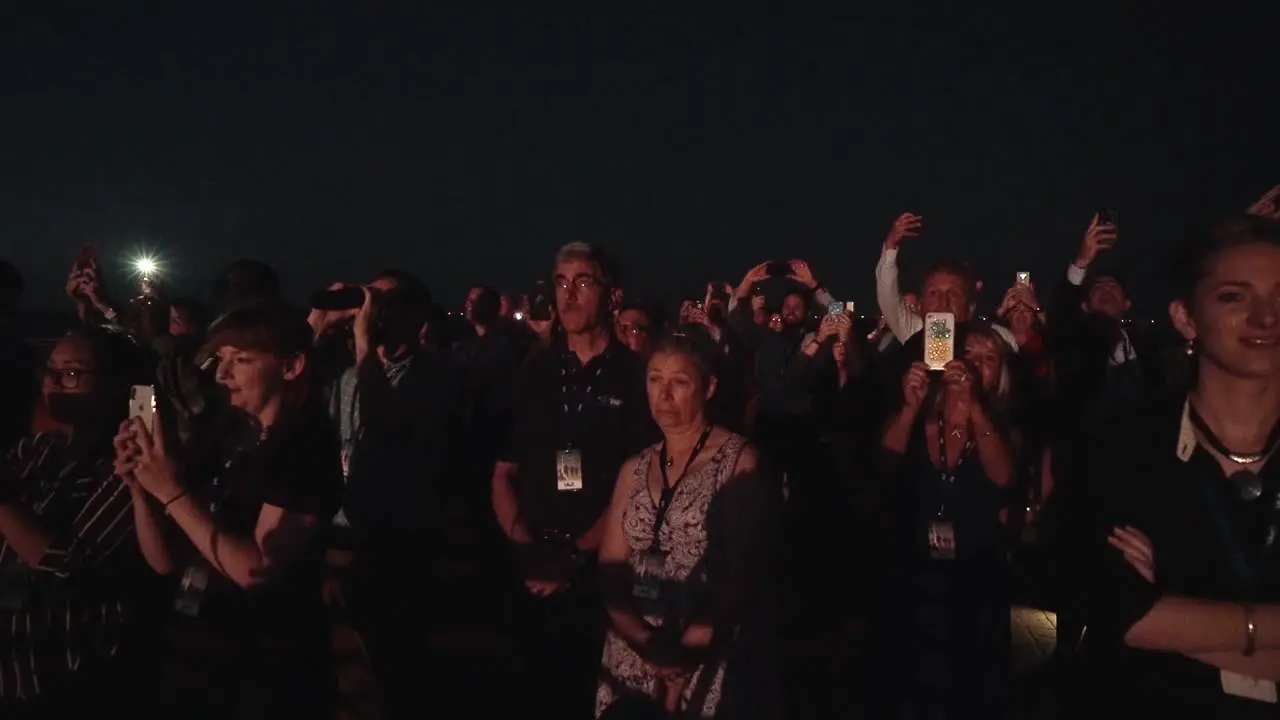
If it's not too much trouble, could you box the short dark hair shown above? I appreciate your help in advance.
[1170,214,1280,304]
[374,269,432,305]
[211,259,281,312]
[205,303,312,358]
[170,297,210,329]
[374,269,433,333]
[470,286,501,326]
[921,260,977,294]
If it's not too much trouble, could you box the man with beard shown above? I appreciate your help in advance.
[492,242,658,719]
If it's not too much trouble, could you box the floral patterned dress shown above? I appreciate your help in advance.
[595,433,749,718]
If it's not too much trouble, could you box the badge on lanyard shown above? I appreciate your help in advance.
[557,449,584,492]
[174,564,211,618]
[340,446,352,480]
[633,548,666,600]
[0,564,31,612]
[929,521,956,560]
[1221,670,1278,703]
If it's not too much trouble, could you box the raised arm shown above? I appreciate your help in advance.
[875,213,924,342]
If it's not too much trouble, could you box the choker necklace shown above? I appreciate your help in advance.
[1187,403,1280,501]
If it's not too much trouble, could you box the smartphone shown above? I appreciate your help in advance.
[76,243,97,270]
[827,301,844,315]
[1097,207,1119,229]
[1016,271,1031,287]
[845,301,857,315]
[765,261,791,278]
[129,385,157,434]
[923,312,956,371]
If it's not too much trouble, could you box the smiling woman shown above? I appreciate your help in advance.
[1082,214,1280,717]
[114,303,344,718]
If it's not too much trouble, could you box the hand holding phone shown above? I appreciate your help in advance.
[924,312,956,371]
[129,385,157,435]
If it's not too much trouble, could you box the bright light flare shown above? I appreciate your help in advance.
[131,255,159,277]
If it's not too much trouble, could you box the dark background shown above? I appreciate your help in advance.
[1,4,1272,315]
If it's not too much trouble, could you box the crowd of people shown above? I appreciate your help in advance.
[1,185,1280,719]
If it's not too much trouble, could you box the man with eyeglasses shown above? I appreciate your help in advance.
[614,302,655,355]
[492,242,658,719]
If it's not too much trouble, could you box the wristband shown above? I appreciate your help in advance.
[163,490,188,514]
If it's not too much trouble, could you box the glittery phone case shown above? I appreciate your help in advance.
[924,312,956,371]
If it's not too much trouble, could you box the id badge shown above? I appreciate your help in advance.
[929,520,956,560]
[632,549,666,600]
[174,564,211,618]
[557,449,584,492]
[1221,670,1278,703]
[0,566,31,612]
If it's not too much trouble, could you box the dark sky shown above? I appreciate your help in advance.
[1,5,1273,314]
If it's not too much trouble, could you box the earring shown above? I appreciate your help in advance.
[1185,339,1196,356]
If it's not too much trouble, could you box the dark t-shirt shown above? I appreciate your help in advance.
[500,338,658,538]
[175,401,343,660]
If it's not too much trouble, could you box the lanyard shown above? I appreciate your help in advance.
[1195,466,1280,595]
[209,433,263,514]
[935,414,973,518]
[650,426,714,549]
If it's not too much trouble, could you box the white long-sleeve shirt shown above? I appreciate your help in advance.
[874,244,1020,351]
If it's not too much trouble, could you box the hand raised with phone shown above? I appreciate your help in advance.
[818,313,851,344]
[1075,213,1118,269]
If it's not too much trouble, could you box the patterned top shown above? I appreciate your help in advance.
[0,432,136,700]
[596,432,749,718]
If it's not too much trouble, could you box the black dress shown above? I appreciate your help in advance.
[881,421,1011,719]
[155,403,344,718]
[1081,398,1280,718]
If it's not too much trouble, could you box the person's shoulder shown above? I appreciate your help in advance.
[275,402,341,457]
[717,431,759,471]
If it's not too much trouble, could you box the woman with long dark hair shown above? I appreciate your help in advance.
[114,304,343,718]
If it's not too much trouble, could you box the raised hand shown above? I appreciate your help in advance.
[1075,213,1117,269]
[737,262,771,296]
[788,260,818,289]
[885,212,923,250]
[1246,185,1280,219]
[127,413,183,503]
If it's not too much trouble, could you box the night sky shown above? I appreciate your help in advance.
[1,5,1272,315]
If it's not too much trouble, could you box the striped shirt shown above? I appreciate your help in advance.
[0,432,136,700]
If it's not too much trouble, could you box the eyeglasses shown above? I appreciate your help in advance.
[554,274,601,292]
[616,322,649,337]
[43,366,96,389]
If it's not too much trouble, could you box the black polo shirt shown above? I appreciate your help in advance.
[500,337,658,538]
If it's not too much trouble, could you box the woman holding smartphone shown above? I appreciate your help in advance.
[114,303,343,718]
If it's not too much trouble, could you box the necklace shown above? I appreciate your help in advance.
[1187,403,1280,501]
[664,427,712,470]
